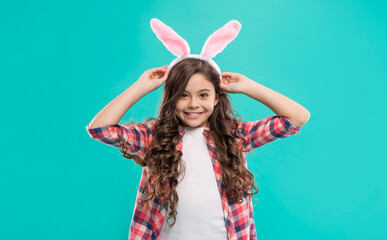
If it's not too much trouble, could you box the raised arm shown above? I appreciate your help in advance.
[241,79,310,128]
[89,65,170,128]
[89,82,149,128]
[220,72,310,128]
[86,66,169,157]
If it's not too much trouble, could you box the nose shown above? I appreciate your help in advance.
[188,97,199,108]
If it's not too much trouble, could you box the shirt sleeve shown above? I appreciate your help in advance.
[85,121,155,157]
[237,115,301,152]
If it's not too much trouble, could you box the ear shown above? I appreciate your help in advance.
[200,20,242,59]
[150,18,190,58]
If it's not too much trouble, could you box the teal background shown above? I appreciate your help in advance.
[1,0,386,239]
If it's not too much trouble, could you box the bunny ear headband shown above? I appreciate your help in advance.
[150,18,242,79]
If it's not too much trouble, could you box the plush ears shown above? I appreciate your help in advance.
[150,18,242,61]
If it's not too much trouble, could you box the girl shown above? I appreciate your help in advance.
[86,18,310,240]
[86,59,309,240]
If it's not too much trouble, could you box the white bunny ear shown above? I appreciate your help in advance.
[150,18,190,58]
[200,20,242,59]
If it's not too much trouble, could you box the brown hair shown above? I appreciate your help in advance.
[117,58,258,228]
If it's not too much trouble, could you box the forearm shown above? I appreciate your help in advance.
[242,79,310,128]
[88,82,150,128]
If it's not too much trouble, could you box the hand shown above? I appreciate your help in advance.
[220,72,250,94]
[136,65,169,92]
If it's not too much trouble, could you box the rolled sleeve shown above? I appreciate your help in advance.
[278,116,301,135]
[238,115,301,152]
[85,121,155,157]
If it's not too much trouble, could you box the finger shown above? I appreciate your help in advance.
[163,71,169,79]
[152,69,166,78]
[157,66,167,70]
[158,70,168,80]
[221,73,232,79]
[152,66,167,71]
[152,68,167,75]
[160,72,169,83]
[221,76,229,81]
[219,81,229,92]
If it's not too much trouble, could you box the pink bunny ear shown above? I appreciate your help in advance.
[150,18,190,58]
[200,20,242,59]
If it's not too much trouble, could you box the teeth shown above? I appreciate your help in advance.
[187,113,200,116]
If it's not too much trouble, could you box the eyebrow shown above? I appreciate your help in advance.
[183,89,211,93]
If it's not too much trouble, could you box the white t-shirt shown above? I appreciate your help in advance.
[158,126,228,240]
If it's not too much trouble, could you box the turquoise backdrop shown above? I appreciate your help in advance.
[1,0,386,239]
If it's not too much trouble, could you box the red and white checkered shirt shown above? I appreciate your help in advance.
[86,115,301,240]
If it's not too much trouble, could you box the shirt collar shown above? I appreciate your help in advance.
[178,121,211,138]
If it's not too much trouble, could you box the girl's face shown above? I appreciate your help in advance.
[175,73,219,128]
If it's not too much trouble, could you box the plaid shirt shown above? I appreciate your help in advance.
[86,115,301,240]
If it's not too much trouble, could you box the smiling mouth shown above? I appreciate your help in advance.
[184,112,203,118]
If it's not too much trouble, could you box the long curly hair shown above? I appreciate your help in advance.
[117,58,258,228]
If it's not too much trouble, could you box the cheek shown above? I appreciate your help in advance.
[175,101,184,112]
[174,107,182,119]
[205,100,216,109]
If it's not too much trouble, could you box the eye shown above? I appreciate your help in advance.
[181,93,208,98]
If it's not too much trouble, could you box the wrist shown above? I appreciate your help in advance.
[240,78,256,94]
[132,81,152,95]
